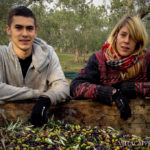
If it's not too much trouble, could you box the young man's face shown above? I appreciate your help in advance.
[6,16,37,54]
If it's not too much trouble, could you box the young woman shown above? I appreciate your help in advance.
[70,15,149,120]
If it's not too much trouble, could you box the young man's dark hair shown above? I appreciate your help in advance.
[7,6,37,27]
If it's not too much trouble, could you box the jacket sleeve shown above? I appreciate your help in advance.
[118,52,150,99]
[70,53,114,106]
[0,83,40,103]
[41,47,70,105]
[0,68,40,103]
[0,50,41,103]
[135,62,150,98]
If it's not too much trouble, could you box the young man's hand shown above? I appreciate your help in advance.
[29,96,51,127]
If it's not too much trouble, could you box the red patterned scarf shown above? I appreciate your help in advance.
[102,43,139,71]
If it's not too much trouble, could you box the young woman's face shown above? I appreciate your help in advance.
[116,25,136,57]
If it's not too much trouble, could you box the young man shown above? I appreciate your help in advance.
[0,6,69,126]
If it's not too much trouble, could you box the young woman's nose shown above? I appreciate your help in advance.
[124,35,130,43]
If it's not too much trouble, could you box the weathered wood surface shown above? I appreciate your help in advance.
[0,97,150,136]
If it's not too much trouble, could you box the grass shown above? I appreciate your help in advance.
[57,52,92,72]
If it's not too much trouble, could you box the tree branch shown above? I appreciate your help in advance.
[140,6,150,19]
[25,0,40,7]
[86,0,93,5]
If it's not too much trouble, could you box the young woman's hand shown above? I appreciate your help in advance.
[113,89,131,120]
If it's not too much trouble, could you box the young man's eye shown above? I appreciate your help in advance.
[15,25,23,30]
[27,26,34,31]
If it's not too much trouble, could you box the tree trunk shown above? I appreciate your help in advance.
[59,48,63,53]
[74,48,79,63]
[83,45,89,63]
[127,0,132,14]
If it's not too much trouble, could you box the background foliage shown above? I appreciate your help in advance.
[0,0,150,63]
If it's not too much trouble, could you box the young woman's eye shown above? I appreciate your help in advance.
[120,33,126,37]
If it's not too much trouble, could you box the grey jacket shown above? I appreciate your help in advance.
[0,38,69,104]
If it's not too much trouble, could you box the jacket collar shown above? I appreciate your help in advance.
[32,41,49,72]
[8,38,50,73]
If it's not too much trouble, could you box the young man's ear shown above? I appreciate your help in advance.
[6,25,11,36]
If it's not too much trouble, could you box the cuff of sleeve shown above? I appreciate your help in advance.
[121,82,137,99]
[94,86,114,106]
[38,96,51,106]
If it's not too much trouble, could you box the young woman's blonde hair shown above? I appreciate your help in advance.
[105,14,148,80]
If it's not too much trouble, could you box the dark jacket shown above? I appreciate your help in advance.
[70,50,150,105]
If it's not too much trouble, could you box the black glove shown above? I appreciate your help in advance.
[113,89,131,120]
[113,82,137,99]
[29,96,51,127]
[119,82,137,99]
[94,86,114,106]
